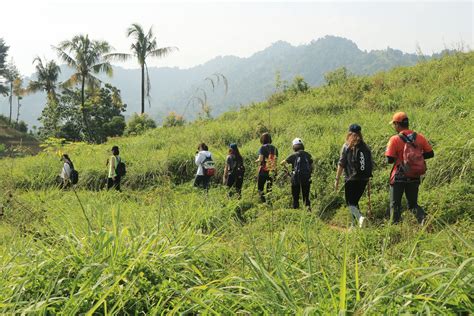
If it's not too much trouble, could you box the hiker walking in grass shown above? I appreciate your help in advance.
[385,112,434,225]
[256,132,278,202]
[59,154,77,189]
[281,138,313,211]
[194,143,215,190]
[107,146,125,191]
[223,143,245,198]
[335,124,373,228]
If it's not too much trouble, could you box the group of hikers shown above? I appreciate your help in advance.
[59,111,434,227]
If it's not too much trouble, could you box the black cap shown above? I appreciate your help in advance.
[349,124,361,133]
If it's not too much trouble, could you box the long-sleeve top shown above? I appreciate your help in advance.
[60,162,72,180]
[195,150,212,176]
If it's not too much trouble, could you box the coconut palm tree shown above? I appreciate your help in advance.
[27,57,61,102]
[53,34,113,142]
[106,23,177,114]
[5,62,19,125]
[13,77,26,124]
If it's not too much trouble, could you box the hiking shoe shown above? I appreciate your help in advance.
[359,216,367,228]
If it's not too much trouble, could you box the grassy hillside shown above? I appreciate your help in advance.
[0,116,40,157]
[0,52,472,314]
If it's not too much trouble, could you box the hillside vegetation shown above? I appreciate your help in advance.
[1,36,428,127]
[0,52,472,314]
[0,116,40,157]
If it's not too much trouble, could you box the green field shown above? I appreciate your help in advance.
[0,52,473,314]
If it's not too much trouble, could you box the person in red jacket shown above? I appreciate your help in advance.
[385,112,434,224]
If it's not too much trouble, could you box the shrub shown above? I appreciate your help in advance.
[163,112,186,128]
[125,113,157,135]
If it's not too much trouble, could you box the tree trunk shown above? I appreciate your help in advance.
[16,97,20,124]
[8,81,12,125]
[81,77,93,142]
[141,64,145,114]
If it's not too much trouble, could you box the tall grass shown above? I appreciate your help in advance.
[0,51,473,314]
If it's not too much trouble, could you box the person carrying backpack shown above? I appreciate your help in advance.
[223,143,245,198]
[335,124,373,228]
[107,145,124,191]
[59,154,78,189]
[281,138,313,211]
[194,143,214,190]
[255,132,278,202]
[385,112,434,224]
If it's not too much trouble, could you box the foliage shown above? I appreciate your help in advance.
[125,113,157,135]
[39,84,126,143]
[324,66,352,86]
[0,38,9,95]
[27,57,61,100]
[54,34,113,142]
[0,52,472,314]
[162,112,185,128]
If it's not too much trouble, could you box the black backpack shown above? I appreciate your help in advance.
[66,161,79,184]
[231,156,245,176]
[350,144,373,178]
[293,152,312,182]
[115,157,126,177]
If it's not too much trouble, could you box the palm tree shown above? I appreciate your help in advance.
[106,23,177,114]
[54,34,112,142]
[13,77,26,124]
[27,57,61,102]
[5,62,19,125]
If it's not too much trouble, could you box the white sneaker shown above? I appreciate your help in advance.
[359,216,366,228]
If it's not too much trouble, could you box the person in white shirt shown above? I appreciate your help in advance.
[194,143,212,190]
[59,154,74,189]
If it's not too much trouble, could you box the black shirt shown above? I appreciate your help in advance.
[285,150,313,171]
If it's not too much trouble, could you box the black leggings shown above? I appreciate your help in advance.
[194,175,210,190]
[291,179,311,209]
[227,173,244,195]
[107,176,121,191]
[257,172,273,201]
[344,180,368,207]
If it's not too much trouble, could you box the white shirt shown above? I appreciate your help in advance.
[60,162,72,179]
[195,151,211,176]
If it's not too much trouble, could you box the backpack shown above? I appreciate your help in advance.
[293,152,312,183]
[202,155,216,177]
[261,145,277,173]
[231,156,245,177]
[350,144,373,178]
[398,132,426,178]
[115,157,126,177]
[67,162,79,184]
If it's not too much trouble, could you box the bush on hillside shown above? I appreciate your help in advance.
[125,113,157,136]
[163,112,186,128]
[324,66,351,86]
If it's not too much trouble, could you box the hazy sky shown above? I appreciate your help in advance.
[1,0,472,76]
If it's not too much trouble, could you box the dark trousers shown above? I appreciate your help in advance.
[227,173,244,196]
[291,179,311,209]
[107,176,121,191]
[390,181,425,224]
[257,172,273,202]
[194,175,210,190]
[344,180,368,207]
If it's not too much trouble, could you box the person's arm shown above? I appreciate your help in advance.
[110,156,116,179]
[420,134,434,160]
[223,156,230,184]
[385,136,397,164]
[195,152,203,166]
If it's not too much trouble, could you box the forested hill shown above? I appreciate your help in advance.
[1,36,427,127]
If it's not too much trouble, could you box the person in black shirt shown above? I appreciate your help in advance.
[335,124,373,228]
[255,133,278,203]
[281,138,313,211]
[223,143,245,198]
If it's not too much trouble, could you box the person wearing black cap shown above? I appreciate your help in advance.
[223,143,245,197]
[107,145,122,191]
[335,124,373,228]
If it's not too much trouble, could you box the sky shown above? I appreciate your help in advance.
[1,0,472,76]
